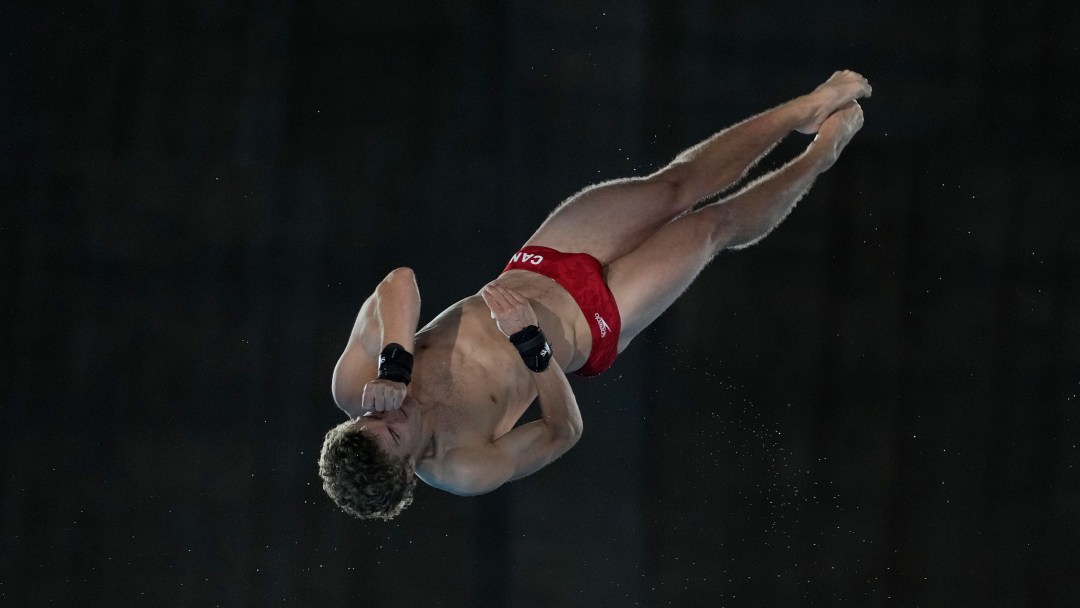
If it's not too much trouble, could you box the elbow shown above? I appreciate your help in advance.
[330,364,363,418]
[570,416,583,440]
[383,266,416,286]
[558,417,584,445]
[331,383,362,419]
[377,267,421,304]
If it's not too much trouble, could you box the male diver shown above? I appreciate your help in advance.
[319,71,871,520]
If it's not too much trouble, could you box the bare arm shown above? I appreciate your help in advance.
[434,283,583,495]
[439,364,583,495]
[331,267,421,417]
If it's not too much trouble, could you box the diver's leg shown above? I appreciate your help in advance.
[523,71,871,265]
[605,102,865,349]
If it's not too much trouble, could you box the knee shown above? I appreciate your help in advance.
[648,163,704,210]
[695,206,739,253]
[642,169,693,214]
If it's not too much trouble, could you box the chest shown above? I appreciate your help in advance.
[412,319,537,442]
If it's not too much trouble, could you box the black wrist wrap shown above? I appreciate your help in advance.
[377,343,414,385]
[509,325,552,373]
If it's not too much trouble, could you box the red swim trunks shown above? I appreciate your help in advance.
[501,246,622,376]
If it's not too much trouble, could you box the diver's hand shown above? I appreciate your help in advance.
[481,282,538,337]
[361,378,407,412]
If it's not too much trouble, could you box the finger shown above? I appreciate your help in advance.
[488,283,511,298]
[362,384,375,411]
[486,284,514,309]
[480,286,504,314]
[496,287,533,320]
[385,393,402,411]
[497,288,526,313]
[501,286,529,305]
[380,384,395,412]
[385,384,403,410]
[482,283,507,308]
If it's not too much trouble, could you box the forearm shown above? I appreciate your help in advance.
[717,144,832,250]
[480,282,583,439]
[440,363,583,494]
[332,268,420,416]
[531,365,583,440]
[370,267,421,353]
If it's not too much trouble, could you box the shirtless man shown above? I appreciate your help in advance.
[318,71,871,520]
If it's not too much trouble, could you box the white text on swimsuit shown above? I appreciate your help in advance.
[510,252,544,265]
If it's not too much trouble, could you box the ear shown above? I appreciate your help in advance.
[404,460,417,478]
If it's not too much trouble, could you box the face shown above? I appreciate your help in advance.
[354,396,423,463]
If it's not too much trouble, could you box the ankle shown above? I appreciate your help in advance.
[803,138,839,172]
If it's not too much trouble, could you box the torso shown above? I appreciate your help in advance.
[410,270,594,485]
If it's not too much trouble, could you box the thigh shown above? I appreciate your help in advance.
[524,175,688,265]
[605,208,725,350]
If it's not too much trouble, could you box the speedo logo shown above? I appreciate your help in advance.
[594,313,611,338]
[510,252,544,265]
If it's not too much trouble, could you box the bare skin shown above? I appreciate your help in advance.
[333,71,871,496]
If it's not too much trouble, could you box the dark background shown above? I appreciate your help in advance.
[3,0,1078,606]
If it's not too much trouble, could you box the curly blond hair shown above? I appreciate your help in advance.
[318,420,417,520]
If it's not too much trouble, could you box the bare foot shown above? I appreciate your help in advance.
[795,70,872,135]
[810,101,864,170]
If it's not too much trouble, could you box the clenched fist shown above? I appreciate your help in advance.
[361,378,407,412]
